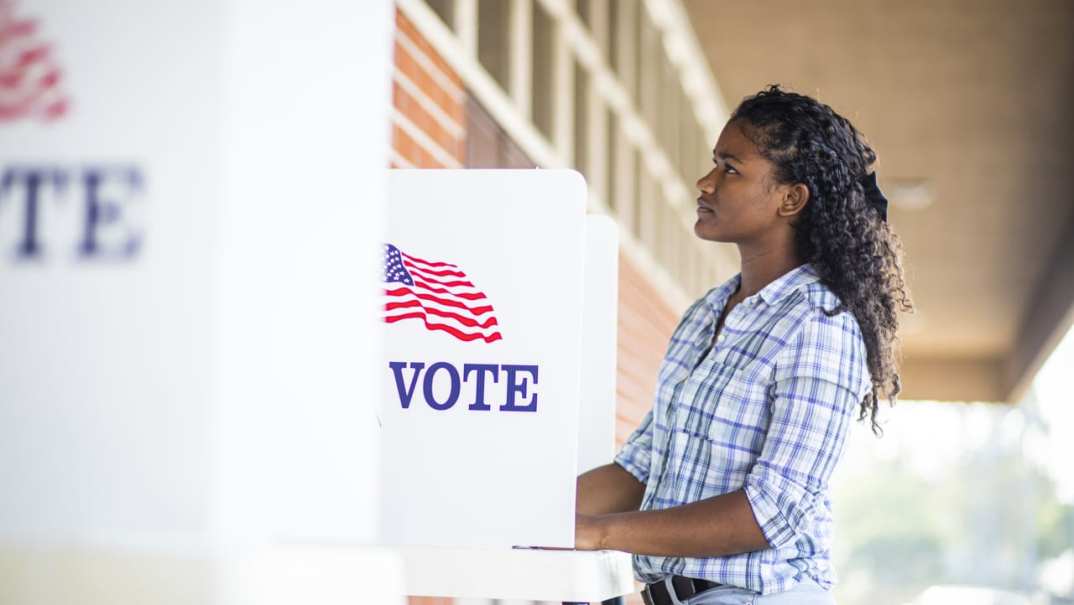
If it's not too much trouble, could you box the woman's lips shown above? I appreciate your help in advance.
[697,199,715,215]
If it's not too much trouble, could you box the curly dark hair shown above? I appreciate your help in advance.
[730,84,913,435]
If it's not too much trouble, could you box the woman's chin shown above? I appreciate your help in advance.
[694,219,723,241]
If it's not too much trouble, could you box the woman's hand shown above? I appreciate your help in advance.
[574,513,608,550]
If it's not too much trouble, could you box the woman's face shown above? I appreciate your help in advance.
[694,120,788,244]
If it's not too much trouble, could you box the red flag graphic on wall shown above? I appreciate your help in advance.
[0,0,69,123]
[382,243,503,344]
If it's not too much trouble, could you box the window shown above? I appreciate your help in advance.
[630,0,642,105]
[632,148,644,239]
[614,0,639,99]
[575,0,591,29]
[658,200,674,272]
[697,118,712,183]
[659,55,678,173]
[531,1,556,140]
[615,137,637,230]
[424,0,454,31]
[573,60,590,180]
[679,90,695,185]
[637,167,653,248]
[638,14,658,126]
[606,107,618,211]
[608,0,619,74]
[478,0,510,91]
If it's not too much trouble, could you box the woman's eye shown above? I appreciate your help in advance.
[711,159,738,175]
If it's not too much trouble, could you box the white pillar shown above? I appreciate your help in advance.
[0,0,400,602]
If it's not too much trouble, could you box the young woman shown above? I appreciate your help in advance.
[573,85,912,605]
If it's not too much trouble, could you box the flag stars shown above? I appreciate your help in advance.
[381,242,502,343]
[383,243,414,285]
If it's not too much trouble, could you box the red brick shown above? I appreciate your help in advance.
[392,123,445,169]
[395,9,463,90]
[407,597,454,605]
[393,85,462,162]
[615,251,681,442]
[394,40,463,127]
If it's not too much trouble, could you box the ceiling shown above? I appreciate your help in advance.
[682,0,1074,402]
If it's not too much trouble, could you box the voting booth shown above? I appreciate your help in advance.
[381,170,633,602]
[0,1,402,603]
[382,169,585,548]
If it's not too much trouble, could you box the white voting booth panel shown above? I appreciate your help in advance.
[381,169,585,549]
[0,1,401,603]
[382,172,633,602]
[579,214,619,474]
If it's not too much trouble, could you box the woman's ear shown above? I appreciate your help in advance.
[777,183,810,218]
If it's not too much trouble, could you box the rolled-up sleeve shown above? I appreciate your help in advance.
[743,311,867,550]
[614,408,655,484]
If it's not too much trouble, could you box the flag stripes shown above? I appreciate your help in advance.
[382,243,502,343]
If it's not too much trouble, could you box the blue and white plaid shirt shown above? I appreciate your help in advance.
[614,263,871,596]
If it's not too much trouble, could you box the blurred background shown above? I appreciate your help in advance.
[386,0,1074,603]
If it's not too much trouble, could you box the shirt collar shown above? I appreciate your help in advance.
[703,263,820,312]
[703,273,741,313]
[758,263,820,305]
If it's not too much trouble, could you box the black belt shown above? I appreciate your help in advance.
[641,575,722,605]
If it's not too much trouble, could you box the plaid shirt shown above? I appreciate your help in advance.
[614,263,871,596]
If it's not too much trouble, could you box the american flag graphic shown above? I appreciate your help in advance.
[382,243,503,344]
[0,0,69,123]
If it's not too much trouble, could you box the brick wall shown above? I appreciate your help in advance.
[615,252,681,449]
[391,10,465,169]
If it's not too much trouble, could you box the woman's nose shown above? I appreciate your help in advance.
[696,169,716,194]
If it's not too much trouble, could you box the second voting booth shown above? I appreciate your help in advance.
[1,1,405,603]
[381,170,633,602]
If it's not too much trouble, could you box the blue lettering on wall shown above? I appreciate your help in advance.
[462,363,498,411]
[79,167,144,259]
[423,361,461,410]
[501,364,538,412]
[387,361,540,413]
[0,164,145,262]
[388,361,425,409]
